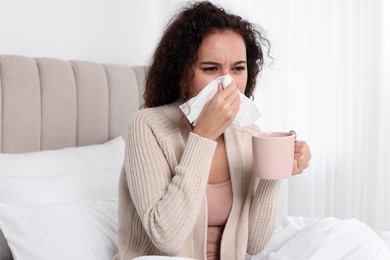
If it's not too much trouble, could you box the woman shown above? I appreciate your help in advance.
[114,1,311,260]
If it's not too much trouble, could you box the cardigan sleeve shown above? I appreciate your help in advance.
[234,124,280,254]
[124,110,216,255]
[247,179,280,254]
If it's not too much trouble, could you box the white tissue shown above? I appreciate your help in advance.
[179,75,261,127]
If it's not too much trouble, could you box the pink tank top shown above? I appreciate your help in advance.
[206,180,233,260]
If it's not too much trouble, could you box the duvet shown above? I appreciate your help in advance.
[249,217,390,260]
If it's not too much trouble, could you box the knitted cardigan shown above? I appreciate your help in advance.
[113,102,280,260]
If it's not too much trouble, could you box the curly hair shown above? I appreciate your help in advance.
[143,1,270,108]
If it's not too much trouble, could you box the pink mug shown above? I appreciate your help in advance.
[252,132,295,180]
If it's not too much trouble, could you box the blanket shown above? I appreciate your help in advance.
[250,217,390,260]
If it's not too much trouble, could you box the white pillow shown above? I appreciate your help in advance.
[0,170,119,203]
[0,136,125,178]
[0,199,118,260]
[0,137,125,260]
[0,137,124,203]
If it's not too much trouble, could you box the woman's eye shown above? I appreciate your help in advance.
[202,67,218,72]
[232,66,246,72]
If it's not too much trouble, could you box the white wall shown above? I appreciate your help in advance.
[0,0,181,66]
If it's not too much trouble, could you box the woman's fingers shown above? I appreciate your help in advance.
[295,141,312,162]
[192,84,241,140]
[213,83,240,114]
[289,130,297,139]
[292,138,312,175]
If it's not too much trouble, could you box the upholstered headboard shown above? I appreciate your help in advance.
[0,54,146,153]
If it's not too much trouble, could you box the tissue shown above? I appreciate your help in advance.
[179,75,261,127]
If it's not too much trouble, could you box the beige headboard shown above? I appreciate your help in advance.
[0,55,146,153]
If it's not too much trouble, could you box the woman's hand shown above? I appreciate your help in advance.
[192,82,240,140]
[289,130,312,175]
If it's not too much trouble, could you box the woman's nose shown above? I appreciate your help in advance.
[220,68,230,76]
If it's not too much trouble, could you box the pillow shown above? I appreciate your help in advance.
[0,170,119,203]
[0,136,125,178]
[0,137,124,260]
[0,136,124,204]
[0,199,118,260]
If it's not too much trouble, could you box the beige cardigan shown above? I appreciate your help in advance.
[113,102,280,260]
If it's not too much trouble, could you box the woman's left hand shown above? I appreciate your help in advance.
[289,130,312,175]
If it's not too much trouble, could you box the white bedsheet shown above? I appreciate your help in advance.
[250,216,390,260]
[131,217,390,260]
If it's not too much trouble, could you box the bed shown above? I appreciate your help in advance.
[1,54,390,260]
[0,54,145,260]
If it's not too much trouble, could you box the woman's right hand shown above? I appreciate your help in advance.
[192,82,241,140]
